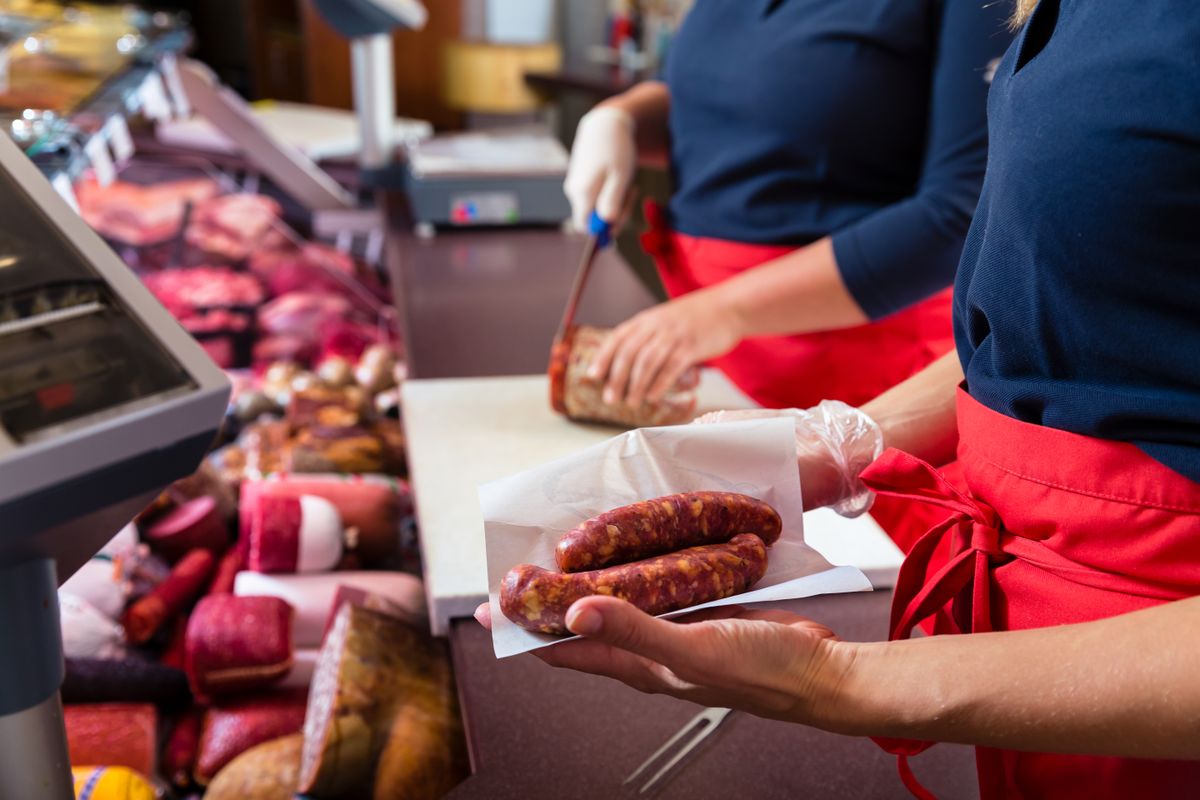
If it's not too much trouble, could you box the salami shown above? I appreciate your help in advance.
[556,491,782,572]
[548,325,700,428]
[195,690,309,785]
[501,533,769,635]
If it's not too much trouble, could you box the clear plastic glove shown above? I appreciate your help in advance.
[694,401,884,517]
[563,105,636,232]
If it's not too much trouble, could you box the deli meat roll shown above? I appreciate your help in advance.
[549,325,699,428]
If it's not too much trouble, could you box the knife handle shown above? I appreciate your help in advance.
[589,210,613,249]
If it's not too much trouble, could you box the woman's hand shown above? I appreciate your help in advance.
[589,290,742,409]
[475,596,854,726]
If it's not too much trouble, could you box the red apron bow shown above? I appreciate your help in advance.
[857,449,1017,798]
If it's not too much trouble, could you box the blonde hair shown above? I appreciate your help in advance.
[1013,0,1039,25]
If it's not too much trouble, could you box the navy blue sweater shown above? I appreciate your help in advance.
[955,0,1200,482]
[664,0,1014,319]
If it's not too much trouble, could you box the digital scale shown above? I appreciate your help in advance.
[403,128,572,232]
[0,131,228,798]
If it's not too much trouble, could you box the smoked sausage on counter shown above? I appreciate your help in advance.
[555,491,782,572]
[501,534,769,635]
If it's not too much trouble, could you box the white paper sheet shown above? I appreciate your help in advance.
[480,418,872,658]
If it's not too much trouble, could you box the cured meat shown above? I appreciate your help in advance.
[248,243,370,299]
[556,491,783,572]
[60,594,126,660]
[297,605,457,797]
[194,689,310,785]
[203,733,303,800]
[186,193,284,262]
[286,427,390,475]
[61,657,191,711]
[63,703,157,776]
[501,534,769,635]
[239,475,409,565]
[142,266,265,311]
[256,292,353,338]
[76,176,220,246]
[280,648,320,689]
[60,559,125,620]
[549,325,700,428]
[233,571,426,648]
[246,494,344,574]
[121,549,216,645]
[207,548,244,595]
[163,709,202,788]
[142,495,229,563]
[372,677,468,800]
[185,595,294,698]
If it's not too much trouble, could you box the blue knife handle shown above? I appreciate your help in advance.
[589,210,613,249]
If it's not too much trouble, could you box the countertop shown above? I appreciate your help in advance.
[403,372,904,636]
[402,371,758,634]
[446,590,979,799]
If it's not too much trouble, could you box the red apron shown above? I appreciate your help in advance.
[641,201,958,553]
[860,389,1200,799]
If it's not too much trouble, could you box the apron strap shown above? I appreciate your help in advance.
[859,449,1010,797]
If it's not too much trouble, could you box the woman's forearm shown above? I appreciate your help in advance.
[602,81,672,167]
[712,238,870,339]
[821,596,1200,758]
[862,350,962,468]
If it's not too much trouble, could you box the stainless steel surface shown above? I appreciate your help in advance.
[626,707,733,794]
[0,693,73,800]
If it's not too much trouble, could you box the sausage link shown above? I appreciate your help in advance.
[555,491,782,572]
[501,533,768,635]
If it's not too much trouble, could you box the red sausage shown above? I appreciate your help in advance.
[502,533,769,635]
[555,491,782,572]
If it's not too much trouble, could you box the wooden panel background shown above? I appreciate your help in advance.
[298,0,464,130]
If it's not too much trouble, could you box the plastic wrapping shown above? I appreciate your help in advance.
[695,400,884,517]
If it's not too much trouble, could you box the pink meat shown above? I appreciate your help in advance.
[143,267,265,310]
[77,176,220,246]
[186,194,283,262]
[257,292,354,338]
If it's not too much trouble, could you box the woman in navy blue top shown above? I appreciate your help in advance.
[564,0,1014,413]
[498,3,1200,798]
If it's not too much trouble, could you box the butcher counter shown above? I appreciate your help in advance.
[382,200,977,798]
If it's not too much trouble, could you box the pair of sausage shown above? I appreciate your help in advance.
[500,491,782,635]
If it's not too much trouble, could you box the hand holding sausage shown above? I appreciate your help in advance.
[477,596,850,725]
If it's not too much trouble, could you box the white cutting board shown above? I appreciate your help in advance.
[402,372,903,635]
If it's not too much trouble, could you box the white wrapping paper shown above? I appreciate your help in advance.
[481,418,872,658]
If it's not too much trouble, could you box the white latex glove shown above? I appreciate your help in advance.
[695,401,885,517]
[563,105,636,232]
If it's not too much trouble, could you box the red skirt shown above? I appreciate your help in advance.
[641,202,958,553]
[861,389,1200,799]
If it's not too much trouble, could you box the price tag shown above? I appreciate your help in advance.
[84,135,116,186]
[105,116,135,163]
[52,173,80,213]
[139,71,173,121]
[160,54,191,118]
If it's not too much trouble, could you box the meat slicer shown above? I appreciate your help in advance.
[0,131,228,798]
